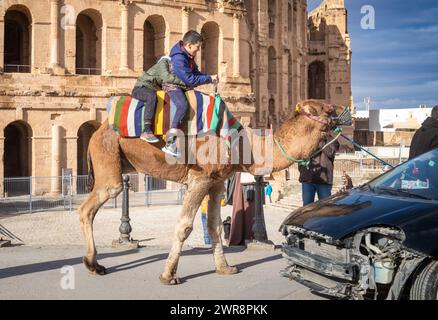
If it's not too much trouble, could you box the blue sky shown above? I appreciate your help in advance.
[307,0,438,110]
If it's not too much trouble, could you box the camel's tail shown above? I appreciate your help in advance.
[87,149,95,192]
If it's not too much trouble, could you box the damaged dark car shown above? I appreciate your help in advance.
[280,149,438,300]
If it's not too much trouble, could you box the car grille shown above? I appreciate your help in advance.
[303,238,350,264]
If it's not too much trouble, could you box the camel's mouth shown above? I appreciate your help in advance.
[331,106,353,127]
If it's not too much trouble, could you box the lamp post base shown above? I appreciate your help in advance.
[0,240,11,248]
[112,238,139,250]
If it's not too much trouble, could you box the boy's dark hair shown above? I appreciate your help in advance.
[183,30,203,45]
[432,106,438,120]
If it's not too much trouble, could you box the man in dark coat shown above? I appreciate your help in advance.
[299,135,340,206]
[409,106,438,159]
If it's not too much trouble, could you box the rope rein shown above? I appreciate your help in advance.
[274,128,343,168]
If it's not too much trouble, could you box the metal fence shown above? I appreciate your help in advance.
[287,157,408,181]
[0,174,185,215]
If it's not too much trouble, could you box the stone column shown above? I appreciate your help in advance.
[0,17,4,72]
[181,7,191,35]
[50,0,60,67]
[119,0,131,72]
[0,137,4,197]
[65,136,78,194]
[51,125,62,194]
[233,13,241,77]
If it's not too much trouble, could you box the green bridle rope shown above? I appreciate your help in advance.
[274,127,343,168]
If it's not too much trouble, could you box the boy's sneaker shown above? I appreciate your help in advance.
[140,132,159,144]
[162,140,181,158]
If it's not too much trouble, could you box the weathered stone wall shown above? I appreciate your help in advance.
[0,0,352,189]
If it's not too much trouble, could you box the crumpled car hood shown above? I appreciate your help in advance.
[280,189,438,257]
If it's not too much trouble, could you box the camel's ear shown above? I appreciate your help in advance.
[293,102,304,117]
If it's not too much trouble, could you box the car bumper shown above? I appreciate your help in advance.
[281,244,359,299]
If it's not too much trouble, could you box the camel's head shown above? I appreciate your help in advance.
[294,100,352,131]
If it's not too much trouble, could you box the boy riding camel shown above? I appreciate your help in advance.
[132,30,218,158]
[132,57,187,143]
[163,30,218,157]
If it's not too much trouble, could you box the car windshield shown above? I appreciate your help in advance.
[367,149,438,201]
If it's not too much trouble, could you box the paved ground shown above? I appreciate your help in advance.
[0,204,324,300]
[0,245,323,300]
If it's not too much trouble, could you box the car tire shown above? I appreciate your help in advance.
[410,260,438,300]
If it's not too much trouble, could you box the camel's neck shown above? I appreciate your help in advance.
[241,115,323,175]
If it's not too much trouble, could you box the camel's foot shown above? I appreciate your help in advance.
[83,256,107,275]
[216,265,238,275]
[159,274,181,285]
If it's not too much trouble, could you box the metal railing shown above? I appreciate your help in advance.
[4,64,31,73]
[287,157,408,181]
[76,68,101,75]
[0,174,185,215]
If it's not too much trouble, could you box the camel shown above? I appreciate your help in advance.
[78,98,345,285]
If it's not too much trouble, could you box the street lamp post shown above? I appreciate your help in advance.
[112,175,139,249]
[247,176,275,250]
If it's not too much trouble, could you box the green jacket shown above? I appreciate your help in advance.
[134,57,189,91]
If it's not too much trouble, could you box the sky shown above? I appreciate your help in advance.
[307,0,438,110]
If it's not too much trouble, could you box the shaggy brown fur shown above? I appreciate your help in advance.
[78,99,343,284]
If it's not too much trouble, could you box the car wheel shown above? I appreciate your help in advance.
[410,260,438,300]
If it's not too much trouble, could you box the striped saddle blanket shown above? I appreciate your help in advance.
[106,90,241,138]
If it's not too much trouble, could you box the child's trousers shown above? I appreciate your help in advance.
[165,86,189,129]
[131,86,157,132]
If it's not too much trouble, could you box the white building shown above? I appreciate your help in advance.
[368,108,432,132]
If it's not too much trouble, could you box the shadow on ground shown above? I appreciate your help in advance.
[0,246,282,283]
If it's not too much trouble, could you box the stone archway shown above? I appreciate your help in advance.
[143,15,166,71]
[308,61,326,100]
[3,121,32,178]
[75,9,102,75]
[77,121,99,176]
[3,121,32,196]
[4,5,32,73]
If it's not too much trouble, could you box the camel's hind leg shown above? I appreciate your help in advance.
[78,124,123,275]
[159,178,211,285]
[207,182,238,275]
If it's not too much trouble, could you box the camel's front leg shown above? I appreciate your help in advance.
[207,182,238,275]
[159,180,210,285]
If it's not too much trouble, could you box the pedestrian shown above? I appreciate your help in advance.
[222,216,231,246]
[409,105,438,159]
[299,134,340,206]
[200,195,211,245]
[265,182,273,203]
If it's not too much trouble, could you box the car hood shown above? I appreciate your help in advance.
[280,189,438,256]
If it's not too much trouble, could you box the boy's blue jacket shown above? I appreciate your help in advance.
[169,41,212,87]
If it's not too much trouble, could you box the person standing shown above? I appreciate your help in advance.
[299,135,340,206]
[200,195,211,245]
[265,182,273,203]
[409,106,438,159]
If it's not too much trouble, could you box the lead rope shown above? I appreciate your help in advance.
[274,127,343,168]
